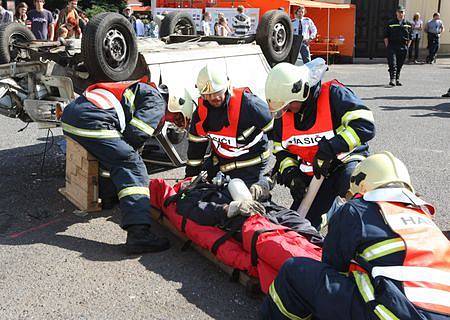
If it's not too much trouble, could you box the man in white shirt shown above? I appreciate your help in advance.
[291,6,317,64]
[202,11,212,36]
[0,5,13,24]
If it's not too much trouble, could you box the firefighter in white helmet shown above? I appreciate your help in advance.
[265,62,375,228]
[185,63,274,200]
[166,88,197,130]
[261,151,450,320]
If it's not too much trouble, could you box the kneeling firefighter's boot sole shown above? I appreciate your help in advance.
[125,225,170,254]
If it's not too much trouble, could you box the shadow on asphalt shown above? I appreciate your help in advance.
[346,84,389,88]
[0,142,259,319]
[379,103,450,118]
[363,96,449,101]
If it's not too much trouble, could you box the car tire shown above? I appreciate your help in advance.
[159,12,197,37]
[0,22,36,64]
[256,10,293,64]
[82,12,138,82]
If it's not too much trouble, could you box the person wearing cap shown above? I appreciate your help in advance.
[185,63,274,198]
[265,62,375,228]
[384,5,412,87]
[61,78,171,255]
[261,151,450,320]
[123,5,137,33]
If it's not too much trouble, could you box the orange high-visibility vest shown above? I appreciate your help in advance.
[195,87,263,159]
[280,80,343,175]
[83,78,155,132]
[373,201,450,316]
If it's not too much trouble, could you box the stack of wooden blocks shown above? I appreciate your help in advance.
[59,137,102,212]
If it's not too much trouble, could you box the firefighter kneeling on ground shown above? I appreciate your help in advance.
[185,63,274,196]
[265,62,375,228]
[61,78,178,254]
[260,151,450,320]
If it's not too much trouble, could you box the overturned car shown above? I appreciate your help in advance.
[0,10,293,168]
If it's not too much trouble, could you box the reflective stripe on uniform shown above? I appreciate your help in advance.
[241,126,256,139]
[374,305,400,320]
[220,149,271,173]
[117,186,150,200]
[188,133,208,143]
[61,122,122,139]
[372,266,450,286]
[403,287,450,309]
[186,159,203,167]
[85,88,126,132]
[360,238,405,261]
[123,88,136,113]
[262,118,274,133]
[353,271,400,320]
[338,127,361,150]
[341,110,374,126]
[279,157,299,174]
[269,282,312,320]
[273,141,284,154]
[389,24,400,27]
[129,117,155,136]
[353,271,375,302]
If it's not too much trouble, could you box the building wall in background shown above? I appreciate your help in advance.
[400,0,449,52]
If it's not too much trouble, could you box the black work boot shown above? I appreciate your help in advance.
[395,80,402,86]
[125,225,170,254]
[389,79,396,87]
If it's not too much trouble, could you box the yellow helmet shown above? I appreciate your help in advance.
[196,63,230,95]
[349,151,414,195]
[167,88,197,127]
[265,63,311,115]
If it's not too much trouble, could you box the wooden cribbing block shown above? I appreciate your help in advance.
[59,136,102,212]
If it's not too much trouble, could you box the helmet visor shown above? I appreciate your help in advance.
[201,89,227,101]
[272,106,288,119]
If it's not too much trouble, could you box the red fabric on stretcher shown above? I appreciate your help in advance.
[149,178,322,293]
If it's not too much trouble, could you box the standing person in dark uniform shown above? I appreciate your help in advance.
[384,5,412,87]
[185,63,274,194]
[265,62,375,229]
[260,151,450,320]
[61,79,171,254]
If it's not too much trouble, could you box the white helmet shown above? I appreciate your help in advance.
[349,151,414,195]
[168,88,197,128]
[265,63,311,118]
[196,63,230,95]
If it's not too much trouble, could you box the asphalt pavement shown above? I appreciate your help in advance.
[0,58,449,320]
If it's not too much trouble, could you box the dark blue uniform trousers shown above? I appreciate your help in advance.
[260,257,368,320]
[64,133,152,229]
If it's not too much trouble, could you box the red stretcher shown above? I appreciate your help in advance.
[149,178,322,293]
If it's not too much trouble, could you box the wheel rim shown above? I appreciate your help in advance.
[173,18,195,35]
[272,22,287,52]
[103,27,128,68]
[8,33,29,61]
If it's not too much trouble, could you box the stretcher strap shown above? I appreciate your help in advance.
[251,228,278,267]
[211,231,236,255]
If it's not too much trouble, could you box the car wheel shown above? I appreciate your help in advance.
[159,12,197,37]
[0,23,36,64]
[82,12,138,82]
[256,10,293,64]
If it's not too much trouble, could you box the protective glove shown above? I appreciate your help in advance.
[313,137,336,179]
[227,200,266,218]
[249,183,271,202]
[289,176,307,203]
[281,167,307,203]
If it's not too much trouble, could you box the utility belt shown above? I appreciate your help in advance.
[213,149,271,173]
